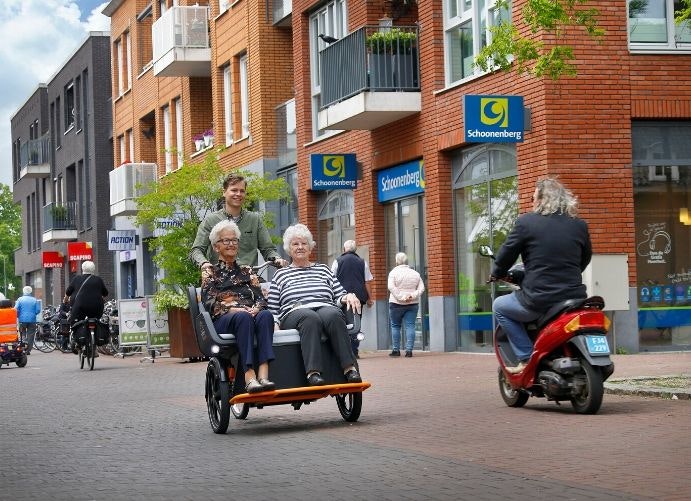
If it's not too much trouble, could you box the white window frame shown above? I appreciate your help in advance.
[119,134,127,164]
[163,104,172,173]
[443,0,509,86]
[126,31,133,90]
[128,129,135,162]
[175,97,183,168]
[115,39,124,96]
[223,64,233,146]
[309,0,347,140]
[239,54,250,139]
[628,0,691,52]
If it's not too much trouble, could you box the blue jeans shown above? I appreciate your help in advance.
[389,303,418,352]
[493,292,541,362]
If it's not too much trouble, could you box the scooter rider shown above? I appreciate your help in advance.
[490,177,592,374]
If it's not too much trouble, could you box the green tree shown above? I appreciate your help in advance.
[475,0,606,80]
[678,0,691,25]
[0,184,22,299]
[134,153,289,310]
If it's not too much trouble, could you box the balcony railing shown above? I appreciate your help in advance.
[43,201,77,231]
[276,99,296,167]
[320,25,419,109]
[19,134,51,178]
[110,162,158,217]
[273,0,292,26]
[152,6,211,77]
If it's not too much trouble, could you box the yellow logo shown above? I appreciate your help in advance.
[323,155,345,178]
[480,98,509,128]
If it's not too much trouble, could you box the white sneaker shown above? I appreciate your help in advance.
[505,361,527,374]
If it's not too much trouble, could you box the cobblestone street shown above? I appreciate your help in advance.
[2,350,689,500]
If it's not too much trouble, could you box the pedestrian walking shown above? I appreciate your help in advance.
[387,252,424,357]
[332,240,373,358]
[15,286,41,354]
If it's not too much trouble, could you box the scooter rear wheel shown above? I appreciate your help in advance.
[570,359,603,414]
[498,367,529,407]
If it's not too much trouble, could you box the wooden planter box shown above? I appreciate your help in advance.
[167,306,204,360]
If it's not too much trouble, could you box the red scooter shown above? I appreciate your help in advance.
[479,246,614,414]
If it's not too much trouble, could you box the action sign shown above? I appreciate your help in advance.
[464,95,524,143]
[310,154,357,190]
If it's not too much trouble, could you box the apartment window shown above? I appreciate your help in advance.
[239,54,250,139]
[55,96,62,146]
[126,31,132,89]
[219,0,230,15]
[65,82,75,131]
[309,0,347,139]
[443,0,510,85]
[175,97,183,168]
[74,76,82,130]
[163,104,172,173]
[118,134,127,164]
[223,64,233,145]
[629,0,691,50]
[128,129,135,162]
[115,38,124,95]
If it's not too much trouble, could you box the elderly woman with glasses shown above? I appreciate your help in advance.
[201,220,275,393]
[267,223,362,386]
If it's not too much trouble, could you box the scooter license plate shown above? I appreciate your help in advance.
[586,335,610,355]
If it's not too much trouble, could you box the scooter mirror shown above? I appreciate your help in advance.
[478,245,494,258]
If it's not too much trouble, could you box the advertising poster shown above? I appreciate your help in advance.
[118,298,148,346]
[146,296,170,348]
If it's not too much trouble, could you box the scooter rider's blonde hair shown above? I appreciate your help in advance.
[533,177,579,218]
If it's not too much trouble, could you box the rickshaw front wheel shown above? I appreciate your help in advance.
[205,359,230,434]
[336,392,362,422]
[231,403,249,420]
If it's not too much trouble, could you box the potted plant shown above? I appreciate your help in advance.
[192,133,205,151]
[366,28,418,89]
[134,152,290,359]
[203,128,214,147]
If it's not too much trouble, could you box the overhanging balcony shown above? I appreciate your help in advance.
[273,0,292,26]
[110,162,158,217]
[318,26,421,131]
[152,6,211,77]
[43,201,78,242]
[19,134,51,179]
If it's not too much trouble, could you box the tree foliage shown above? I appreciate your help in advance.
[133,153,289,309]
[475,0,605,80]
[0,184,22,298]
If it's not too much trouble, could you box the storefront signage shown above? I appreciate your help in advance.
[67,241,93,261]
[464,95,524,143]
[153,215,185,237]
[107,230,136,251]
[310,154,357,190]
[42,251,64,268]
[377,159,425,203]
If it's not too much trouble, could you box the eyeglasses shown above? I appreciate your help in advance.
[125,319,146,329]
[154,319,168,328]
[216,238,239,246]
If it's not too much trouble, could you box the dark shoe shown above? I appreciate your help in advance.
[389,350,400,357]
[345,369,362,383]
[307,372,325,386]
[405,350,412,358]
[245,378,263,394]
[258,378,275,391]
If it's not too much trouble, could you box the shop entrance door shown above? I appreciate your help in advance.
[385,195,427,350]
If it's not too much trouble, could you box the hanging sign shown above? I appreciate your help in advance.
[464,95,525,143]
[310,154,357,190]
[42,251,64,268]
[68,241,93,261]
[107,230,136,250]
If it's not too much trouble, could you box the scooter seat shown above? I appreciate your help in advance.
[534,298,586,330]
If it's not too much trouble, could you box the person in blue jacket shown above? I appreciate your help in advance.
[16,286,41,354]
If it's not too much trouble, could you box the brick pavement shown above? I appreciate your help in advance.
[1,349,688,500]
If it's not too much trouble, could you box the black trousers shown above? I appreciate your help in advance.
[280,306,355,374]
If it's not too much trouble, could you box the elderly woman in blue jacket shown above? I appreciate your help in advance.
[16,286,41,354]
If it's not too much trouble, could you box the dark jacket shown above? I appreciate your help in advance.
[335,251,369,304]
[491,212,592,312]
[65,274,109,321]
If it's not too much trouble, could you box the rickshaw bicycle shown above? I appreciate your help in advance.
[187,270,371,434]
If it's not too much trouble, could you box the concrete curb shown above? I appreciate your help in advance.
[604,374,691,400]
